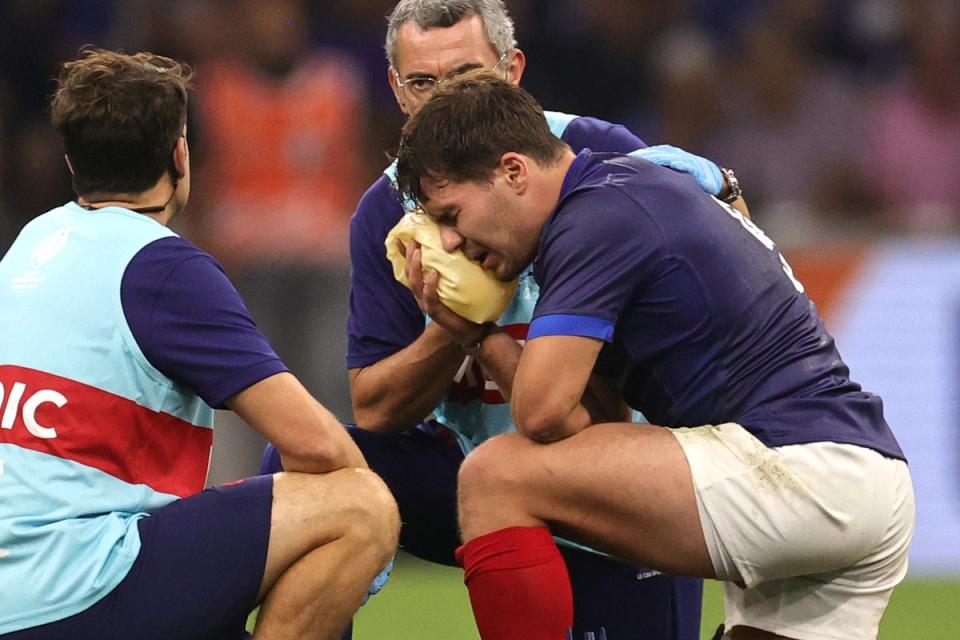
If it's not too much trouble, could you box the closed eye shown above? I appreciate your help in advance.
[434,207,458,227]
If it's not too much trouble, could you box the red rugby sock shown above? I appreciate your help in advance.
[456,527,573,640]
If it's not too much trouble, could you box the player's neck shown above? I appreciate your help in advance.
[77,176,179,226]
[538,148,577,220]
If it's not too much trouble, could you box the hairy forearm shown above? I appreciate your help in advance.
[350,323,466,432]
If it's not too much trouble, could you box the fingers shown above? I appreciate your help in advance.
[421,268,441,312]
[398,241,482,341]
[404,241,423,292]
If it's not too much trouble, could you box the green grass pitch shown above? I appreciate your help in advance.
[354,552,960,639]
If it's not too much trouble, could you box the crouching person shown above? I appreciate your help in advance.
[0,48,399,640]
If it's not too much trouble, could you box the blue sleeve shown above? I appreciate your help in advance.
[561,116,647,154]
[346,175,426,369]
[121,237,288,408]
[530,189,660,342]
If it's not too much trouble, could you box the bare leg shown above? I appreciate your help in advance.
[254,469,400,640]
[458,423,712,576]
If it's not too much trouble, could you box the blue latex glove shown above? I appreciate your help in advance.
[361,556,394,605]
[629,144,724,196]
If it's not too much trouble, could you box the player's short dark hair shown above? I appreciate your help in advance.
[50,47,192,197]
[395,72,565,206]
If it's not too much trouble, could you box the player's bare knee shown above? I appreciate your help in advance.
[458,434,527,506]
[272,469,398,551]
[340,468,401,558]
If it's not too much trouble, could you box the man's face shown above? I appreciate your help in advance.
[419,171,536,282]
[390,14,522,116]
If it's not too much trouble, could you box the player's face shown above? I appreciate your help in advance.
[389,15,524,116]
[419,172,536,282]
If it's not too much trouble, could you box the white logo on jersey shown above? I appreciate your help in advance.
[0,381,67,439]
[10,226,73,290]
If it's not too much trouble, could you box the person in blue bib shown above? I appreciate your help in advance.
[392,73,915,640]
[263,1,748,638]
[0,48,399,640]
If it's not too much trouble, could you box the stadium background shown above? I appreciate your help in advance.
[0,1,957,637]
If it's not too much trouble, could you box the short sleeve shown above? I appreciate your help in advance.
[121,237,288,408]
[346,175,426,368]
[529,189,660,342]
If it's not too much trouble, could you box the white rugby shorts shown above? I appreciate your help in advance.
[672,422,915,640]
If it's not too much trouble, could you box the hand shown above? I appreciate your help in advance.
[398,240,488,347]
[361,556,394,605]
[630,144,724,196]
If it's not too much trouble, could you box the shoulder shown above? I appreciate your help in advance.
[126,236,222,278]
[549,183,650,245]
[351,173,404,239]
[123,236,234,307]
[544,155,679,251]
[547,110,646,154]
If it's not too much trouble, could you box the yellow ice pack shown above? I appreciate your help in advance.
[385,211,518,323]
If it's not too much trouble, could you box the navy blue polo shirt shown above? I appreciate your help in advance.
[121,236,287,408]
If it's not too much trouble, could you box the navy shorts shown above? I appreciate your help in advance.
[6,475,273,640]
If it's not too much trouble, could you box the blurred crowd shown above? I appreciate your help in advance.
[1,0,959,426]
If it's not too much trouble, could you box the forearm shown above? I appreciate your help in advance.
[350,322,466,432]
[464,327,518,399]
[228,372,367,473]
[278,401,368,473]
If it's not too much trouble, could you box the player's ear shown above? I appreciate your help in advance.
[172,135,188,180]
[500,152,528,193]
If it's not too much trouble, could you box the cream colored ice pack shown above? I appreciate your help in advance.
[385,211,518,323]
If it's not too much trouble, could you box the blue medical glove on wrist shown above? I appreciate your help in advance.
[630,144,724,196]
[361,556,395,605]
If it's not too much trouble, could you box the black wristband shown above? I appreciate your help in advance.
[460,322,496,352]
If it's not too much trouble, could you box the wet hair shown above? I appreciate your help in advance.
[385,0,517,67]
[395,72,565,205]
[50,47,192,196]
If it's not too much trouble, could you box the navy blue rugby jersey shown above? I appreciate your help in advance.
[528,150,904,460]
[346,113,646,370]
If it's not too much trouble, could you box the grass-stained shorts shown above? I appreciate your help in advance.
[673,423,914,640]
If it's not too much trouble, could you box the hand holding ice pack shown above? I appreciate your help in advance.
[385,211,517,323]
